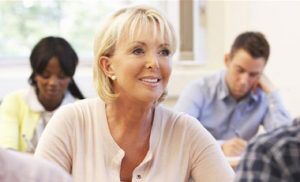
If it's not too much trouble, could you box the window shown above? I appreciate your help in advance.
[0,0,165,64]
[179,0,206,63]
[0,0,206,64]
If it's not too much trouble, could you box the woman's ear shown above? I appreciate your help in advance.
[98,56,115,78]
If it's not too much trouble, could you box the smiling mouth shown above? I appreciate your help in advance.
[141,78,160,83]
[139,77,161,87]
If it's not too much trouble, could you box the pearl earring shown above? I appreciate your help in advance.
[111,75,116,80]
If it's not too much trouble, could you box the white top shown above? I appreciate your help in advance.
[35,98,234,182]
[0,148,72,182]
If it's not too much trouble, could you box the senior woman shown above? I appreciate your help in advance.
[35,5,234,182]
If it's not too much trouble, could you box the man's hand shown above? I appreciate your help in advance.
[254,74,276,94]
[221,138,247,157]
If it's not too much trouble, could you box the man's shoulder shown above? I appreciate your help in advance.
[186,70,223,92]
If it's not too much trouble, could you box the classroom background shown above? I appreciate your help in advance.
[1,0,299,118]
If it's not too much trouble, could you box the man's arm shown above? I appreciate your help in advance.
[176,80,247,157]
[257,74,292,130]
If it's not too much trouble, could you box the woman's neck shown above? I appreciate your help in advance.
[106,101,154,130]
[38,96,63,111]
[105,100,155,181]
[105,98,155,144]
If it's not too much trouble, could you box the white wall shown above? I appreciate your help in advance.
[248,1,300,118]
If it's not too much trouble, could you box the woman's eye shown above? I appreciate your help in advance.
[58,74,67,79]
[58,72,68,79]
[132,48,144,55]
[40,74,50,79]
[160,49,170,56]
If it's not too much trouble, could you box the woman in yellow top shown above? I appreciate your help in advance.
[35,5,234,182]
[0,36,84,152]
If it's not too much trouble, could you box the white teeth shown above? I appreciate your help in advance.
[141,78,159,83]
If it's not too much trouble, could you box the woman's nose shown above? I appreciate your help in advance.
[48,76,59,85]
[145,54,159,69]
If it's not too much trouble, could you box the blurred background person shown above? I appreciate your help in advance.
[235,117,300,181]
[0,147,72,182]
[175,32,292,157]
[0,36,84,152]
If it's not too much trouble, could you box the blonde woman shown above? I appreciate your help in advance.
[35,5,234,182]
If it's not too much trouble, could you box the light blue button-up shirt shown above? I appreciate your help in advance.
[175,70,292,140]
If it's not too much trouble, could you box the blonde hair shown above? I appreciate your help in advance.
[93,5,177,103]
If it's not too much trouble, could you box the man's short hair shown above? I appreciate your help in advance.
[230,31,270,62]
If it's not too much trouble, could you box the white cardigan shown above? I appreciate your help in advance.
[35,98,234,182]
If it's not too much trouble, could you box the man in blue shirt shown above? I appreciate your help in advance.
[175,31,292,157]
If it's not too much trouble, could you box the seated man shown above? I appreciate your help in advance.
[235,118,300,181]
[0,147,72,182]
[175,31,292,156]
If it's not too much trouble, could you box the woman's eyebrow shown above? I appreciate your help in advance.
[130,41,146,46]
[159,43,170,47]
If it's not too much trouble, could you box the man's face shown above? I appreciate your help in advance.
[225,49,266,101]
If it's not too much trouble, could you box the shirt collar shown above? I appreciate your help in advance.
[218,70,230,100]
[24,86,76,112]
[218,70,259,103]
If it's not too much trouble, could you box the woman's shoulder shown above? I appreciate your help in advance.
[2,88,28,100]
[1,88,30,108]
[157,105,209,134]
[157,105,196,120]
[50,97,104,127]
[156,105,217,150]
[56,97,103,114]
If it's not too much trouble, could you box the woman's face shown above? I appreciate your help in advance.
[35,57,71,107]
[108,29,172,104]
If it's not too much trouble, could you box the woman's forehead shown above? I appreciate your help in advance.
[119,25,169,45]
[118,36,169,49]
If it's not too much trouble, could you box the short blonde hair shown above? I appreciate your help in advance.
[93,5,177,103]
